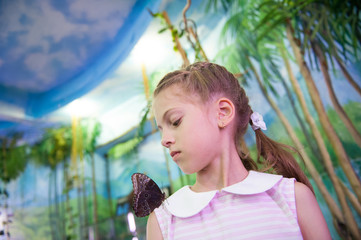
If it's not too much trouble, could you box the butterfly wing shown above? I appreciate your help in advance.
[131,173,148,193]
[133,190,165,217]
[131,173,165,217]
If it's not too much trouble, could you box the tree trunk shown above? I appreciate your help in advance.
[77,125,88,240]
[182,0,209,62]
[54,167,62,240]
[286,22,361,200]
[0,142,10,240]
[81,156,88,240]
[279,72,322,161]
[75,162,83,240]
[312,40,361,149]
[279,41,359,238]
[286,23,361,239]
[61,166,66,240]
[334,52,361,97]
[71,116,83,240]
[48,171,56,240]
[3,185,9,240]
[339,179,361,217]
[91,153,99,240]
[162,11,190,67]
[247,55,346,226]
[64,162,75,240]
[104,154,116,240]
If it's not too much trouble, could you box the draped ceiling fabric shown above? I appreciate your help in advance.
[0,0,161,142]
[0,0,225,147]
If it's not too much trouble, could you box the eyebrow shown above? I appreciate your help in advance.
[157,108,180,129]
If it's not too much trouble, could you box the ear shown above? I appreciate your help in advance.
[216,97,235,128]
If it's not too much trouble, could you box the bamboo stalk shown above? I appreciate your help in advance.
[162,11,190,67]
[189,27,209,61]
[334,53,361,97]
[286,22,361,239]
[339,179,361,217]
[312,41,361,149]
[279,40,355,235]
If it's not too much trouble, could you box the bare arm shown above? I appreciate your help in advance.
[146,212,163,240]
[295,182,331,240]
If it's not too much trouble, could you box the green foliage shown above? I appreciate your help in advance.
[152,8,209,62]
[31,126,72,169]
[150,10,184,53]
[327,101,361,159]
[204,0,233,13]
[29,121,103,240]
[108,137,143,160]
[80,118,101,155]
[212,0,361,177]
[172,173,196,191]
[255,0,361,69]
[11,206,52,240]
[96,195,117,222]
[138,103,151,137]
[0,133,28,182]
[214,0,291,99]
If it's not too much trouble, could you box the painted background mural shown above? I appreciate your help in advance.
[0,0,360,239]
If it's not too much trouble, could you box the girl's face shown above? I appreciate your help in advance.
[153,85,222,174]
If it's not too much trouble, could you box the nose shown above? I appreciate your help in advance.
[161,131,175,148]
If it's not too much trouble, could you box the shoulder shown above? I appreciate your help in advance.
[294,181,318,207]
[147,212,163,240]
[294,182,331,239]
[294,181,312,194]
[294,182,316,214]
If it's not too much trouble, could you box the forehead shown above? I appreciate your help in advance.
[153,85,203,115]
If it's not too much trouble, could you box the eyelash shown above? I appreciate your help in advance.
[172,118,181,127]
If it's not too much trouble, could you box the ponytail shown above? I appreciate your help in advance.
[254,129,314,193]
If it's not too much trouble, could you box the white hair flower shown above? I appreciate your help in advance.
[250,112,267,131]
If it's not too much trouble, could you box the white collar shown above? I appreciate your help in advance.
[163,171,283,218]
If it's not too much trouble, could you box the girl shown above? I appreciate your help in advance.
[148,62,331,239]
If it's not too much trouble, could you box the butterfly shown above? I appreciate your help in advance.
[131,173,166,217]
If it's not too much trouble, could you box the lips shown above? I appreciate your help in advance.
[170,151,180,160]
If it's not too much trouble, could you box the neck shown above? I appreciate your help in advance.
[191,142,249,192]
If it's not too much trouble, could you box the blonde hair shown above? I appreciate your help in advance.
[154,62,312,191]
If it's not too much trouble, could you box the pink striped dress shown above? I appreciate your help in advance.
[154,171,303,240]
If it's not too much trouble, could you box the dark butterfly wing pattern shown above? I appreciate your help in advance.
[131,173,166,217]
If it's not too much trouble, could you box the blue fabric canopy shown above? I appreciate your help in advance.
[0,0,160,118]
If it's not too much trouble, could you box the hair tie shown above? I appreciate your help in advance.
[250,112,267,131]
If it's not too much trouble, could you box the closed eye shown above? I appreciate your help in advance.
[172,118,181,127]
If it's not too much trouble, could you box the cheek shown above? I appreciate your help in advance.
[187,123,218,154]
